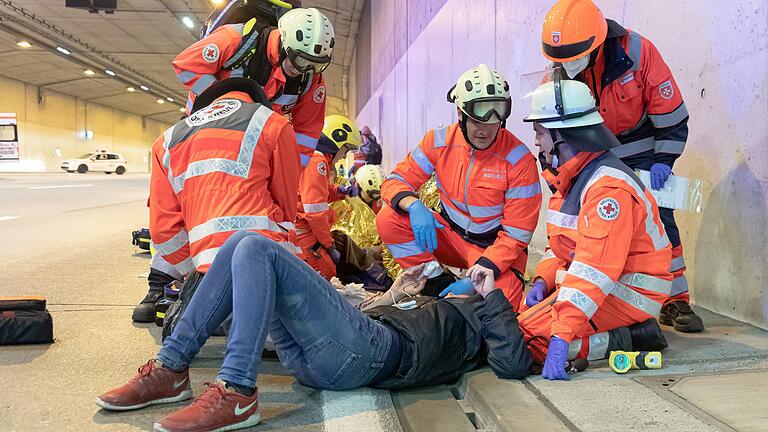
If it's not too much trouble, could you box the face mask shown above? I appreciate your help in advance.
[563,55,591,79]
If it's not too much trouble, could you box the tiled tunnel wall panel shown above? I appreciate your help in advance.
[351,0,768,329]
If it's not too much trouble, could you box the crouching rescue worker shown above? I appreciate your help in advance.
[95,231,533,432]
[540,0,701,332]
[518,77,673,380]
[174,4,334,168]
[377,64,542,308]
[131,77,301,325]
[292,115,362,279]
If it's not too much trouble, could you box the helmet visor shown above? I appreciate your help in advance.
[520,66,598,124]
[286,48,331,74]
[463,98,511,123]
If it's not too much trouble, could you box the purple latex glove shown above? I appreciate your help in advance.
[649,163,672,190]
[542,336,571,381]
[439,277,475,298]
[525,279,547,307]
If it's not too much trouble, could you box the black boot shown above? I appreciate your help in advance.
[660,301,704,333]
[628,318,668,350]
[131,288,163,323]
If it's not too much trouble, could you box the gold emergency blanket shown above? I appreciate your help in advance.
[331,175,442,280]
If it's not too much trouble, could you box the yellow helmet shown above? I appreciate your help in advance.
[354,164,384,201]
[322,115,362,150]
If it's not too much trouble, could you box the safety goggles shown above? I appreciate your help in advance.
[285,47,331,74]
[461,97,512,123]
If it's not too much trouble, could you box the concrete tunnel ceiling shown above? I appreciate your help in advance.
[0,0,364,124]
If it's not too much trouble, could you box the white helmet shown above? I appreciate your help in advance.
[523,79,603,129]
[447,64,512,123]
[354,165,385,201]
[278,8,334,74]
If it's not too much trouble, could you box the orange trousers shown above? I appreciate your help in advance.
[376,204,526,309]
[518,288,657,364]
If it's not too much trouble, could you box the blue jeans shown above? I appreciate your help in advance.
[157,231,394,390]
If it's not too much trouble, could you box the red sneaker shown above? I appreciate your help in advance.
[95,359,192,411]
[153,382,260,432]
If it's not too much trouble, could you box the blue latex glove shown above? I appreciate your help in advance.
[438,278,475,298]
[542,336,571,380]
[407,200,444,253]
[338,183,360,197]
[525,279,547,307]
[649,163,672,190]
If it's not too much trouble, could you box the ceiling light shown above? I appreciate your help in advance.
[104,69,116,76]
[166,97,175,102]
[139,85,149,91]
[83,69,95,76]
[181,16,194,28]
[16,41,32,48]
[56,46,71,55]
[210,0,224,5]
[156,99,165,104]
[179,107,186,112]
[126,87,136,92]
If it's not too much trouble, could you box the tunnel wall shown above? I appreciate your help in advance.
[351,0,768,328]
[0,75,170,173]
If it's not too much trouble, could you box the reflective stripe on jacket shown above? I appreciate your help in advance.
[294,152,346,248]
[149,91,301,274]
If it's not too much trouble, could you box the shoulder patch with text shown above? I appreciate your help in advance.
[597,197,620,221]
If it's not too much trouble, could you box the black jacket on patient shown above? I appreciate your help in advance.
[364,289,532,390]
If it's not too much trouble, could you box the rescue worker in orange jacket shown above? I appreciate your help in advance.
[540,0,701,332]
[518,76,673,380]
[377,65,542,309]
[132,78,301,317]
[353,164,385,214]
[293,115,362,279]
[173,4,333,168]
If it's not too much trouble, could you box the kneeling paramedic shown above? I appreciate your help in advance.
[131,77,301,324]
[539,0,701,332]
[95,231,535,432]
[518,75,673,380]
[174,4,333,168]
[377,64,542,309]
[292,115,362,279]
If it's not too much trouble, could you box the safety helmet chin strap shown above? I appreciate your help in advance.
[457,111,505,150]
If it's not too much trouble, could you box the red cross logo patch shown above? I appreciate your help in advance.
[552,31,561,45]
[658,80,674,100]
[202,43,220,63]
[597,197,620,221]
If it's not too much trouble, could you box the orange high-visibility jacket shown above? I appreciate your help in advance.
[172,26,325,168]
[535,151,673,342]
[579,20,689,167]
[149,91,301,274]
[295,152,346,249]
[381,124,542,277]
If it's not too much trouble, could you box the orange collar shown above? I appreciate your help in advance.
[543,151,603,195]
[266,29,286,83]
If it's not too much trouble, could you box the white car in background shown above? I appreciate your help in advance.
[61,151,127,174]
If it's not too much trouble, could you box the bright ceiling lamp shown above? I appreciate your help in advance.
[56,46,71,55]
[127,87,136,92]
[140,85,149,91]
[166,97,175,102]
[104,69,116,76]
[181,16,194,28]
[156,99,165,104]
[210,0,224,5]
[16,41,32,48]
[179,107,185,112]
[83,69,95,75]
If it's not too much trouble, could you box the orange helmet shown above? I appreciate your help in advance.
[541,0,608,62]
